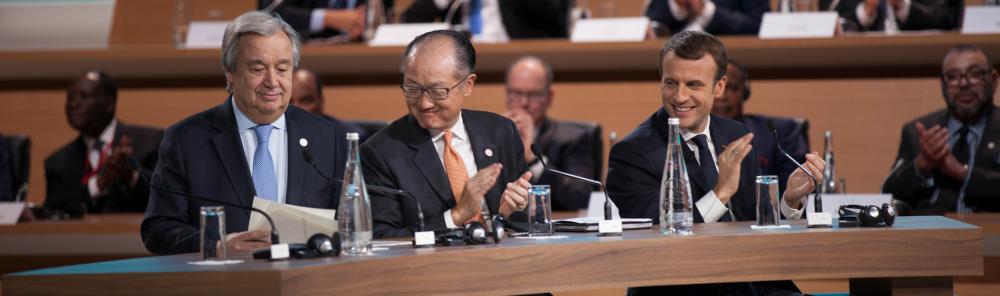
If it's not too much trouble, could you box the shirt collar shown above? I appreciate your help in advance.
[83,118,117,150]
[681,116,712,143]
[429,111,467,144]
[232,97,286,132]
[947,113,988,137]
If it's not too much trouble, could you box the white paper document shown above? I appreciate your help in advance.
[758,12,838,39]
[570,17,650,43]
[961,7,1000,35]
[248,197,337,244]
[368,23,449,47]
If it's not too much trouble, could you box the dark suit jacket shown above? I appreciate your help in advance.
[403,0,569,39]
[608,109,758,223]
[831,0,962,31]
[883,106,1000,213]
[645,0,769,35]
[740,114,808,194]
[361,110,527,238]
[534,119,601,211]
[0,134,11,201]
[44,122,162,213]
[259,0,370,41]
[141,100,347,255]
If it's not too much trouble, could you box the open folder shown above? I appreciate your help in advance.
[247,197,337,244]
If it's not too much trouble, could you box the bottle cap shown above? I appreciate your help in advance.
[346,132,359,140]
[667,118,680,125]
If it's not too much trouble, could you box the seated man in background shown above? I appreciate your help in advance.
[644,0,768,36]
[712,60,808,194]
[290,68,369,142]
[362,30,532,238]
[607,31,825,294]
[883,44,1000,213]
[403,0,569,42]
[829,0,962,32]
[142,11,347,255]
[503,56,600,211]
[44,70,163,214]
[260,0,369,42]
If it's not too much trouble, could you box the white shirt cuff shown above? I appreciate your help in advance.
[855,2,876,29]
[894,0,911,25]
[310,9,326,33]
[528,156,545,183]
[668,0,690,20]
[696,190,729,223]
[87,176,101,198]
[780,196,806,219]
[443,209,458,229]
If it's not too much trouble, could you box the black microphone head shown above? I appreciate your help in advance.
[301,146,316,165]
[529,143,543,159]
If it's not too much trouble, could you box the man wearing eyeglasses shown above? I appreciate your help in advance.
[502,56,602,211]
[884,44,1000,213]
[361,30,533,238]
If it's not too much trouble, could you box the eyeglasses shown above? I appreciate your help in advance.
[506,89,548,102]
[943,67,989,85]
[401,75,470,101]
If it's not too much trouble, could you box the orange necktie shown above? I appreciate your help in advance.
[443,130,482,224]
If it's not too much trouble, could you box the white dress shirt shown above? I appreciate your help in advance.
[232,98,289,204]
[668,0,718,33]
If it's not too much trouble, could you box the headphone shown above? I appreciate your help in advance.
[436,215,506,245]
[838,204,896,227]
[253,231,343,259]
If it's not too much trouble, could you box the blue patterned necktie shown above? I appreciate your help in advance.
[252,125,278,202]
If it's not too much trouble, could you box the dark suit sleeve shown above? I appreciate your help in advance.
[607,140,661,221]
[261,0,316,39]
[403,0,447,23]
[362,143,414,238]
[0,137,11,201]
[881,124,933,206]
[775,121,807,194]
[141,127,199,255]
[543,127,600,211]
[836,0,887,31]
[43,157,90,211]
[899,0,962,30]
[705,0,768,35]
[963,154,1000,211]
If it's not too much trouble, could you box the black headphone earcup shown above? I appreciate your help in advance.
[464,222,487,244]
[858,205,882,227]
[882,203,896,227]
[490,217,504,244]
[307,233,333,255]
[330,232,342,256]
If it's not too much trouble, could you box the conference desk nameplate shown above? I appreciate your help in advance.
[1,216,982,295]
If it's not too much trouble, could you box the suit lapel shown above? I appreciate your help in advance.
[404,116,456,208]
[466,112,501,213]
[284,109,306,206]
[210,101,254,210]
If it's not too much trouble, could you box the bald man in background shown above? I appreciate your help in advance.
[290,68,369,142]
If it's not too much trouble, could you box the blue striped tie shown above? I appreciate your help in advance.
[252,125,278,202]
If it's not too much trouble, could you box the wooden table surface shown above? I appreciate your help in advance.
[1,216,982,296]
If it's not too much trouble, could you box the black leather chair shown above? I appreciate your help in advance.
[4,134,30,201]
[562,120,603,181]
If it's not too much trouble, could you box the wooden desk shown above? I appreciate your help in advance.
[1,216,982,295]
[0,214,148,276]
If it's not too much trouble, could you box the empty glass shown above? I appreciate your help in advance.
[527,185,553,236]
[756,176,780,226]
[199,206,227,261]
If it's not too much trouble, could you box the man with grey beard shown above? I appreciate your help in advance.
[884,44,1000,213]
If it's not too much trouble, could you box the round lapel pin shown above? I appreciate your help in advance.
[299,138,309,147]
[989,142,995,150]
[485,148,494,157]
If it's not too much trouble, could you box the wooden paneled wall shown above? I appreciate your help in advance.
[5,78,996,205]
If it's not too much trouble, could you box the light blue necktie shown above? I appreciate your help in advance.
[252,125,278,202]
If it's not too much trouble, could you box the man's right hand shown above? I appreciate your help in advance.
[915,122,950,175]
[713,133,753,204]
[451,163,502,225]
[219,229,271,255]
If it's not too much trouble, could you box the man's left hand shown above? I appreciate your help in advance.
[503,109,537,163]
[784,152,826,208]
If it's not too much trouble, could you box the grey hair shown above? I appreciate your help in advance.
[221,11,301,74]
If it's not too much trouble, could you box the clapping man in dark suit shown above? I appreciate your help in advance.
[361,30,532,238]
[883,45,1000,213]
[142,11,347,255]
[645,0,769,35]
[502,56,601,211]
[607,31,826,295]
[44,70,163,214]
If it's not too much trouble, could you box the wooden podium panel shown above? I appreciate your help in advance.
[1,216,982,295]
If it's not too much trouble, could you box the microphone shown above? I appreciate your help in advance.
[767,121,822,213]
[262,0,284,13]
[300,140,425,232]
[443,0,467,25]
[128,158,282,245]
[530,144,614,220]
